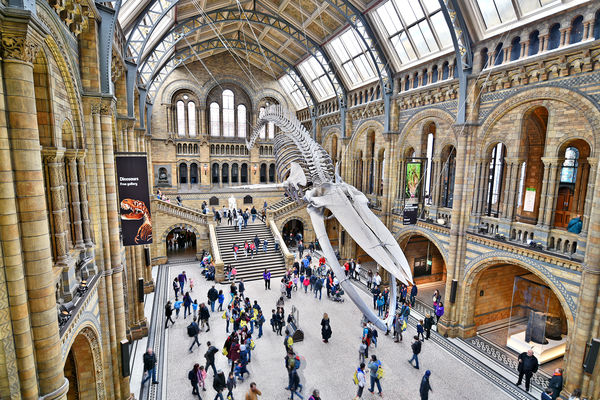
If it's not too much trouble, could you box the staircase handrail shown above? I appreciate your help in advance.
[268,219,294,268]
[152,198,212,225]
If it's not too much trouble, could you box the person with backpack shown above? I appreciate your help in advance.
[204,341,218,375]
[256,310,265,338]
[165,301,175,328]
[367,355,383,397]
[409,335,422,369]
[213,370,227,400]
[199,303,210,332]
[353,363,367,399]
[188,318,201,352]
[188,363,203,399]
[284,350,301,389]
[420,370,432,400]
[284,329,294,351]
[178,270,187,292]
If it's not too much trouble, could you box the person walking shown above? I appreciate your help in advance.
[238,279,246,299]
[367,355,383,397]
[321,313,332,343]
[199,303,210,332]
[183,292,193,319]
[256,310,265,338]
[263,269,271,290]
[178,270,187,292]
[232,243,239,260]
[263,239,268,253]
[393,313,405,343]
[410,284,418,307]
[244,382,262,400]
[204,341,218,375]
[188,363,203,399]
[213,370,227,400]
[173,278,180,300]
[226,371,236,400]
[289,369,303,399]
[208,286,219,312]
[548,368,563,400]
[435,302,444,324]
[353,363,366,399]
[297,241,304,258]
[419,370,432,400]
[165,301,175,328]
[516,349,539,392]
[142,348,159,385]
[408,335,422,369]
[188,318,201,352]
[359,339,367,363]
[218,290,225,312]
[308,390,320,400]
[416,320,425,341]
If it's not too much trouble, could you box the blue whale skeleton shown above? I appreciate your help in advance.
[245,105,414,330]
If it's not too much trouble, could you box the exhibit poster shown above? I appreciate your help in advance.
[405,162,421,199]
[523,188,536,212]
[116,154,153,246]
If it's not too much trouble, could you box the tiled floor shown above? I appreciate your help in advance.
[144,261,512,400]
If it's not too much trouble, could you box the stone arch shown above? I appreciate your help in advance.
[162,80,202,106]
[397,108,456,150]
[279,215,309,236]
[478,86,600,156]
[63,324,105,400]
[348,119,384,148]
[161,223,201,243]
[434,138,458,158]
[201,76,257,110]
[253,88,289,111]
[462,253,576,333]
[395,227,449,266]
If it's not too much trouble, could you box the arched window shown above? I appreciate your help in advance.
[237,104,246,138]
[188,102,196,136]
[222,90,235,137]
[431,65,438,84]
[179,163,188,184]
[367,131,376,194]
[517,162,526,207]
[268,163,276,183]
[183,144,188,154]
[377,150,385,196]
[560,147,579,184]
[494,42,504,66]
[211,163,219,184]
[510,37,521,61]
[232,163,239,183]
[259,107,266,139]
[177,143,182,153]
[440,146,456,208]
[222,163,229,184]
[570,16,584,44]
[259,163,267,183]
[548,24,561,50]
[422,69,428,86]
[528,31,539,56]
[595,10,600,40]
[268,122,275,139]
[413,72,419,89]
[240,163,248,184]
[404,78,410,91]
[210,102,220,136]
[190,163,198,184]
[486,143,506,217]
[480,48,489,69]
[442,62,449,80]
[177,101,186,136]
[424,123,435,202]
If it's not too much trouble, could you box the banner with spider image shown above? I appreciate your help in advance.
[116,154,153,246]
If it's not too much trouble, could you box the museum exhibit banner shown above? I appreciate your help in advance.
[405,162,421,199]
[116,154,153,246]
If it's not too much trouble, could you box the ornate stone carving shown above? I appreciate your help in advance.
[0,35,40,63]
[100,103,113,116]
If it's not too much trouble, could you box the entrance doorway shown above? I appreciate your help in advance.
[64,329,101,400]
[166,227,197,261]
[282,219,304,247]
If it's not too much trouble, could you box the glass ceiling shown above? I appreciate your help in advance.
[372,0,453,70]
[327,28,378,89]
[279,75,307,110]
[473,0,559,30]
[298,56,336,102]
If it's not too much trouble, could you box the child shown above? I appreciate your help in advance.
[192,299,199,319]
[218,290,225,311]
[359,339,367,363]
[303,276,310,293]
[417,319,425,341]
[231,267,238,282]
[292,274,299,291]
[232,243,239,260]
[189,278,194,292]
[226,372,236,400]
[174,299,183,319]
[197,365,207,391]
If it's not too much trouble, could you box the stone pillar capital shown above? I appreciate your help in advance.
[541,156,561,165]
[41,147,66,163]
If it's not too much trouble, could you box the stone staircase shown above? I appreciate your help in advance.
[215,221,287,282]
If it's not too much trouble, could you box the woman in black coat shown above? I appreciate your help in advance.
[321,313,332,343]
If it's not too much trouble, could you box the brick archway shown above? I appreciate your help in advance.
[63,325,105,400]
[460,256,575,338]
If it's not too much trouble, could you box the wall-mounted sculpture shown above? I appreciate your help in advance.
[246,105,413,330]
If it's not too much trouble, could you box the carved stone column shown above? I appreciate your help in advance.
[2,28,68,399]
[66,150,84,249]
[43,149,70,265]
[539,157,560,227]
[76,154,94,249]
[500,158,518,220]
[581,158,597,234]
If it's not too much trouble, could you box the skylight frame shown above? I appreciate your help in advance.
[327,28,379,89]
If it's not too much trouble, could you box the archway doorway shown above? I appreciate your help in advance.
[469,263,567,374]
[282,219,304,248]
[166,227,197,261]
[398,234,447,308]
[63,329,101,400]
